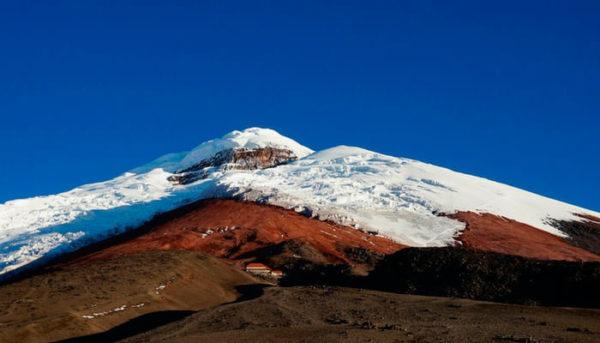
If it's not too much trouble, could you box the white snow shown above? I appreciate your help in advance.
[155,285,166,294]
[82,303,146,319]
[0,127,598,276]
[0,169,217,275]
[220,145,600,246]
[132,127,313,173]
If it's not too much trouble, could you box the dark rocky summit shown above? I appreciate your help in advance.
[168,147,298,184]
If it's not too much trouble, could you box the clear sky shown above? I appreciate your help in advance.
[0,1,599,211]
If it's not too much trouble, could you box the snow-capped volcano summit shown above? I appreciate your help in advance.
[132,127,313,174]
[1,127,599,275]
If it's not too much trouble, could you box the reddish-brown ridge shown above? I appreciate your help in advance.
[77,199,404,264]
[450,211,600,261]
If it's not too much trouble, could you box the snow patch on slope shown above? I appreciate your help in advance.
[0,169,217,275]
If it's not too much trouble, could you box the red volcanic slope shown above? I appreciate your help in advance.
[451,212,600,262]
[79,199,404,264]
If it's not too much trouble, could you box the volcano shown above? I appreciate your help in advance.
[1,128,600,342]
[1,127,599,276]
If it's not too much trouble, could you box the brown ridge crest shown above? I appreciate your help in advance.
[450,211,600,261]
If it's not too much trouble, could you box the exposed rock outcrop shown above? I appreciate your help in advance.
[168,147,298,185]
[549,213,600,255]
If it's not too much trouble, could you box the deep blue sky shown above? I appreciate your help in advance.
[0,1,598,210]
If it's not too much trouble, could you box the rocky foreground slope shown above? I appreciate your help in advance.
[0,250,258,342]
[107,287,600,343]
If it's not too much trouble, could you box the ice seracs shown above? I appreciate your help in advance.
[221,145,598,246]
[1,127,599,276]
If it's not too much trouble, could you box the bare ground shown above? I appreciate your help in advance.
[1,250,599,342]
[122,286,600,343]
[0,251,258,342]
